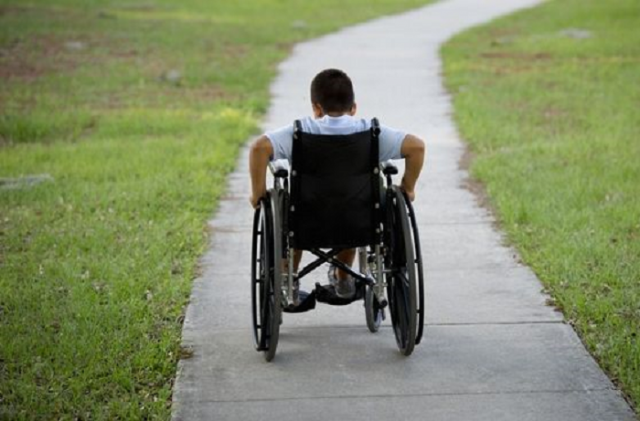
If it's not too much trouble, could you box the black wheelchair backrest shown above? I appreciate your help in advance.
[288,119,382,250]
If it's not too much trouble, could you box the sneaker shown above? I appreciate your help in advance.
[327,265,355,299]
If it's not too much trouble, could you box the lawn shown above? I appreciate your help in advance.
[443,0,640,410]
[0,0,432,418]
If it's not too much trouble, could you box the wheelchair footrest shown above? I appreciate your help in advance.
[282,281,366,313]
[314,280,365,306]
[282,290,317,313]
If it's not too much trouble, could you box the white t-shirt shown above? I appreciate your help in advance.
[265,115,406,162]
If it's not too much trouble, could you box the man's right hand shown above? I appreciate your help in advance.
[402,188,416,202]
[400,178,416,202]
[249,194,262,209]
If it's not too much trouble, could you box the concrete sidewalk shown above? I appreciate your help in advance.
[172,0,636,419]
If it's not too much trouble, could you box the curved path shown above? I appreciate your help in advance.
[172,1,636,419]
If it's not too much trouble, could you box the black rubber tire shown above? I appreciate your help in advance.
[250,195,282,361]
[360,248,384,333]
[402,192,425,345]
[364,284,384,333]
[264,193,283,362]
[250,203,267,351]
[386,189,418,356]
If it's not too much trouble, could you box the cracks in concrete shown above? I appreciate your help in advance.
[180,387,620,405]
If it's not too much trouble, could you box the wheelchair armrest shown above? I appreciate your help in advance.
[269,160,289,178]
[381,160,398,176]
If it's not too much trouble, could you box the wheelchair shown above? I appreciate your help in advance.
[251,119,424,361]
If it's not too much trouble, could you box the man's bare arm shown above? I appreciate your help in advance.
[249,135,274,208]
[399,134,426,201]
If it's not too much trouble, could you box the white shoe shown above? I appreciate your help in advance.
[328,265,355,299]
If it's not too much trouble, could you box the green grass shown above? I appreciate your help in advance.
[443,0,640,410]
[0,0,432,418]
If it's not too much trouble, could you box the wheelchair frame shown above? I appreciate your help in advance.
[251,120,424,361]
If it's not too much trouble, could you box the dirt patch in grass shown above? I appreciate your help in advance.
[222,43,249,59]
[276,42,294,53]
[0,5,32,16]
[458,148,493,212]
[478,51,554,75]
[0,60,48,81]
[189,85,239,102]
[109,48,140,59]
[131,85,240,108]
[0,35,80,81]
[0,25,144,82]
[480,51,553,61]
[542,106,566,118]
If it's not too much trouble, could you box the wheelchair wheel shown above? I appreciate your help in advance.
[251,195,282,361]
[365,285,384,332]
[403,192,425,345]
[386,189,418,356]
[359,247,384,333]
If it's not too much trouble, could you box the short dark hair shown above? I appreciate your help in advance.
[310,69,355,113]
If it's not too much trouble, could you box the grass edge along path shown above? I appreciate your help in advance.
[442,0,640,412]
[0,1,433,418]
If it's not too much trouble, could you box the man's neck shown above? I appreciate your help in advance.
[317,112,350,119]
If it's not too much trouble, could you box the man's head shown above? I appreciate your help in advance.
[310,69,356,117]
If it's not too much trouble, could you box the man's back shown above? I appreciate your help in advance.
[266,115,406,163]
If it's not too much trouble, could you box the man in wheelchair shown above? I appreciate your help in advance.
[248,69,425,359]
